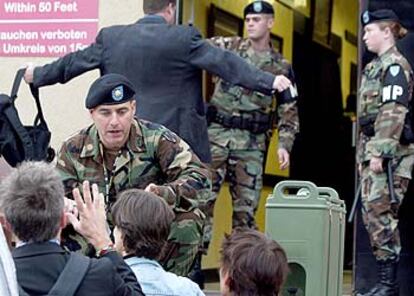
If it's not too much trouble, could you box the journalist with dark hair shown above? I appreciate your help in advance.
[111,189,205,295]
[0,161,143,296]
[219,228,289,296]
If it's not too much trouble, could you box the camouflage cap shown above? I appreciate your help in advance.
[85,73,136,109]
[244,1,274,18]
[361,9,400,26]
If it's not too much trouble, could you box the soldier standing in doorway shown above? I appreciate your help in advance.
[357,9,414,296]
[203,1,299,251]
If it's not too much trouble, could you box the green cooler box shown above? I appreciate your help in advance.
[265,181,346,296]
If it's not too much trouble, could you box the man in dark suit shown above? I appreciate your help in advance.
[24,0,291,164]
[0,161,144,296]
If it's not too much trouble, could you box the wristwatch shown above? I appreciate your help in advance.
[96,242,115,257]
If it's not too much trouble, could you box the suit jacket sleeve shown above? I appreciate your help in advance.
[102,252,145,296]
[33,30,105,87]
[187,27,275,95]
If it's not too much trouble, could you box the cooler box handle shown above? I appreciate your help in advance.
[272,180,318,200]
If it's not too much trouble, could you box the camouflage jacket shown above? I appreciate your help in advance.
[208,36,299,152]
[357,46,414,163]
[56,119,211,212]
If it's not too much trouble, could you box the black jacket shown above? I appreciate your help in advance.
[13,242,144,295]
[33,15,275,163]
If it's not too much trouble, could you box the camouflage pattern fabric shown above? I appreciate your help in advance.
[57,118,211,276]
[357,46,414,163]
[203,142,264,242]
[202,37,299,247]
[357,46,414,261]
[360,156,414,260]
[160,209,204,276]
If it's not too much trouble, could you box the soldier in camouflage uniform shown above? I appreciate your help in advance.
[357,9,414,296]
[57,73,211,277]
[203,1,299,248]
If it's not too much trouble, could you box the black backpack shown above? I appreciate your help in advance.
[0,69,54,167]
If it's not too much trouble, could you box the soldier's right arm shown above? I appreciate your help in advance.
[186,27,276,95]
[56,142,81,199]
[30,30,105,88]
[154,130,211,211]
[207,36,238,50]
[205,36,238,84]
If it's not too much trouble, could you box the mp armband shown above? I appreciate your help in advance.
[381,64,409,106]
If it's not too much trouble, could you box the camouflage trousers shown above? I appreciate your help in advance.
[160,208,204,276]
[202,141,264,246]
[360,155,414,261]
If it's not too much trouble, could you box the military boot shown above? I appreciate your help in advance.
[357,259,399,296]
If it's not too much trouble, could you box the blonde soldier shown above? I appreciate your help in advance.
[204,1,299,249]
[357,9,414,296]
[57,74,211,277]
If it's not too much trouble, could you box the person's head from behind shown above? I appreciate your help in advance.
[111,189,174,260]
[143,0,177,24]
[86,74,137,152]
[0,161,65,243]
[220,228,289,296]
[361,9,407,55]
[244,1,274,42]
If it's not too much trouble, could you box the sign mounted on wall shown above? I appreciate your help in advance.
[0,0,98,57]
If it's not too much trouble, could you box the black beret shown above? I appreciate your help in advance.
[85,74,136,109]
[244,1,274,18]
[361,9,400,26]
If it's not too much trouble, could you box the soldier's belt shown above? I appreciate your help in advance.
[209,109,270,134]
[359,113,414,144]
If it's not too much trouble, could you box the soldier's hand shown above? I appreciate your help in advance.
[145,183,176,208]
[369,156,383,174]
[23,63,34,84]
[66,181,112,250]
[272,75,291,92]
[145,183,161,195]
[277,148,290,170]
